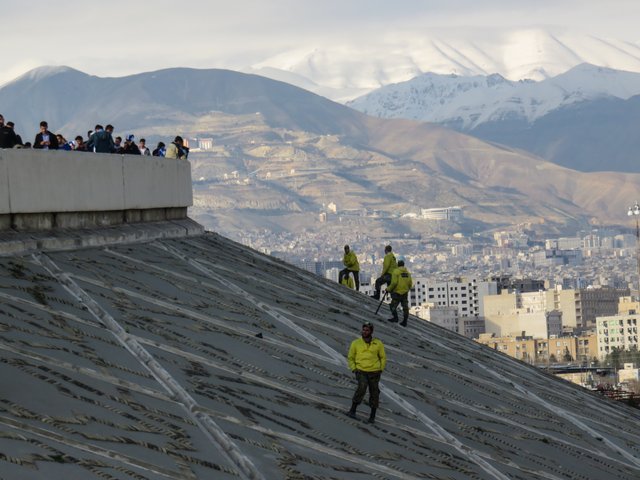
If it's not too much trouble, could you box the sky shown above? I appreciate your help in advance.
[2,0,639,87]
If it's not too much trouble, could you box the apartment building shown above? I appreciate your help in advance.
[412,304,459,333]
[477,333,598,364]
[554,287,629,330]
[410,277,497,318]
[596,313,639,360]
[483,290,562,338]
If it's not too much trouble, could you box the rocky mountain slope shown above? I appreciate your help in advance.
[347,64,640,172]
[2,66,639,237]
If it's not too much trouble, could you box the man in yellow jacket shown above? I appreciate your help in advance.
[371,245,397,300]
[339,245,360,291]
[346,322,386,424]
[387,257,413,327]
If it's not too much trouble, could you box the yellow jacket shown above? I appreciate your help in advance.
[348,337,386,372]
[388,266,413,295]
[381,252,397,276]
[343,250,360,271]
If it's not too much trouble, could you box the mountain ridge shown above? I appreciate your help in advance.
[346,64,640,173]
[247,29,640,101]
[2,65,639,235]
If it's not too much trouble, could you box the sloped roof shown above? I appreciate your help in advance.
[1,231,639,479]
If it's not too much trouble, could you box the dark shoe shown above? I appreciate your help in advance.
[400,320,407,327]
[367,408,376,424]
[346,402,358,419]
[371,292,380,300]
[387,317,398,323]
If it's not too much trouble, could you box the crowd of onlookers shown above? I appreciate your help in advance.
[0,114,188,159]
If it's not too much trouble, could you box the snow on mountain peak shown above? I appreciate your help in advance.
[19,65,76,82]
[346,63,640,129]
[248,29,640,103]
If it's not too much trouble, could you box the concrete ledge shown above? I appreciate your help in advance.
[0,149,193,219]
[0,214,12,230]
[2,207,189,232]
[0,218,205,257]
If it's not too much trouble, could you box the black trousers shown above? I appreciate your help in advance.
[352,370,382,408]
[339,268,360,291]
[374,273,392,294]
[390,292,409,322]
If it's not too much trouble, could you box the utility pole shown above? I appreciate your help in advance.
[628,202,640,299]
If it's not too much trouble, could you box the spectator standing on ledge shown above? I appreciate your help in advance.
[87,125,114,153]
[122,135,141,155]
[0,115,19,148]
[152,142,166,157]
[6,122,23,147]
[165,136,188,159]
[346,322,386,424]
[33,121,58,150]
[113,136,123,153]
[138,138,151,156]
[339,245,360,291]
[73,135,88,151]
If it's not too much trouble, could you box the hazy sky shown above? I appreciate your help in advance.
[2,0,638,86]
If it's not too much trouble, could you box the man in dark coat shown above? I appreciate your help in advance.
[33,121,59,150]
[0,114,18,149]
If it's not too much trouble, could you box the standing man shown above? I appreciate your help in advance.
[0,115,19,148]
[346,322,386,424]
[138,138,151,156]
[33,121,58,150]
[87,125,115,153]
[387,257,413,327]
[122,135,141,155]
[166,136,189,159]
[339,245,360,291]
[371,245,397,300]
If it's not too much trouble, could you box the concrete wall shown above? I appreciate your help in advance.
[0,149,193,230]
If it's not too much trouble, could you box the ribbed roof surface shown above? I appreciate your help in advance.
[1,232,639,479]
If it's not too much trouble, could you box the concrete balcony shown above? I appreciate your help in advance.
[0,149,193,231]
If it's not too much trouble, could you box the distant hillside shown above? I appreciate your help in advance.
[2,65,640,236]
[0,66,368,141]
[470,94,640,172]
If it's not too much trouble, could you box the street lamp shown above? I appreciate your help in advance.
[628,201,640,297]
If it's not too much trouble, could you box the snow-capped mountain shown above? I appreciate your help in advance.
[344,63,640,173]
[245,29,640,103]
[346,64,640,129]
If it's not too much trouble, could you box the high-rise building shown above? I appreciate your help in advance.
[596,313,639,360]
[410,277,497,318]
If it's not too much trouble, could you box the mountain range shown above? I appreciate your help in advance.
[244,29,640,102]
[347,64,640,173]
[1,65,639,238]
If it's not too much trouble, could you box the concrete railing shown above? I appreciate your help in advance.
[0,149,193,231]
